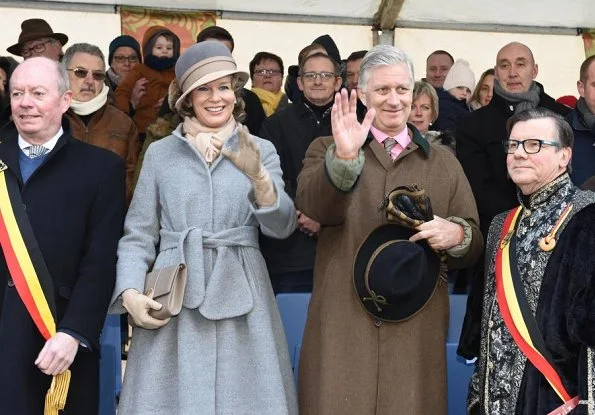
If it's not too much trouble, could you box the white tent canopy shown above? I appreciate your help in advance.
[0,1,589,98]
[8,0,595,32]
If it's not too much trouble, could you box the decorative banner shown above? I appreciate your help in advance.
[583,29,595,58]
[121,6,217,54]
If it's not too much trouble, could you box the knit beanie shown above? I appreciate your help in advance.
[108,35,142,66]
[312,34,341,64]
[443,59,475,92]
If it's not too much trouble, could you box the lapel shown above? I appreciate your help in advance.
[0,124,25,185]
[367,134,392,171]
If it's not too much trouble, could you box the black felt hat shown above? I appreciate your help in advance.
[353,224,440,322]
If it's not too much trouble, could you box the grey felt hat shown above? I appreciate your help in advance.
[174,40,248,110]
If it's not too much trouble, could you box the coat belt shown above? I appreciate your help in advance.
[158,226,259,320]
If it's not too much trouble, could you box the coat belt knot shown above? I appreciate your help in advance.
[159,226,259,319]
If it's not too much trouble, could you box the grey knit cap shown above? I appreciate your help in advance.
[174,40,248,110]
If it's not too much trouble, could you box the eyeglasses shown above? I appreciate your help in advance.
[301,72,336,81]
[113,55,139,64]
[67,67,106,82]
[503,139,561,154]
[253,69,282,77]
[22,40,54,58]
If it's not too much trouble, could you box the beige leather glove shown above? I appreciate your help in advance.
[122,288,170,329]
[222,125,277,207]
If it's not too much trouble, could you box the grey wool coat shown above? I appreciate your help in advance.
[110,124,298,415]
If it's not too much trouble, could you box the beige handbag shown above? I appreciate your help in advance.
[143,264,187,320]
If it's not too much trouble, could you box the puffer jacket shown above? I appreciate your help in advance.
[66,104,140,203]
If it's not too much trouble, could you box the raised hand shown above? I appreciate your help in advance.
[131,78,148,108]
[222,125,263,180]
[331,88,376,160]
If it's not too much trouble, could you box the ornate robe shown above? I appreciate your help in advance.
[469,174,595,414]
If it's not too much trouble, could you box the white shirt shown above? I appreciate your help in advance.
[18,127,63,155]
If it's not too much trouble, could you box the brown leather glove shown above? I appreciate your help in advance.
[379,184,434,228]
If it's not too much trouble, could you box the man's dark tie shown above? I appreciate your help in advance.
[26,145,49,159]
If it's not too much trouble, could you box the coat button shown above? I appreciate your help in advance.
[487,361,494,370]
[7,278,14,287]
[374,319,382,327]
[488,320,494,328]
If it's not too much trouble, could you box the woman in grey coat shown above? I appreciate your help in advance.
[110,41,298,414]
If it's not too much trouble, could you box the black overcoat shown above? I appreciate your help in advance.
[258,102,332,277]
[0,122,125,414]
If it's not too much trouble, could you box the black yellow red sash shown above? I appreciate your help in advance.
[495,206,578,414]
[0,161,70,414]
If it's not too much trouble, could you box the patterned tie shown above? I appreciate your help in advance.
[384,138,397,158]
[26,145,49,159]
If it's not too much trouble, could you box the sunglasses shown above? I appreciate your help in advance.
[67,67,106,82]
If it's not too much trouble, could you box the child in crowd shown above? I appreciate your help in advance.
[444,59,475,104]
[115,26,180,140]
[434,59,475,133]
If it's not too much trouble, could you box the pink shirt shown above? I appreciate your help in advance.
[370,125,411,160]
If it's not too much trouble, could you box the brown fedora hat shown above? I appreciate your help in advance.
[7,19,68,56]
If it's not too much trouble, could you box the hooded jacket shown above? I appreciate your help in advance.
[114,26,180,134]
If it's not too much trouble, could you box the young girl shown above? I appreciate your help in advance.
[115,26,180,139]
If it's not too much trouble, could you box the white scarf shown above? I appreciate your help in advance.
[70,86,109,116]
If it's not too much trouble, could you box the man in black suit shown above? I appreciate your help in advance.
[0,57,125,413]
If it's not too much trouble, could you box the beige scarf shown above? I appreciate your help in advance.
[252,87,284,117]
[183,116,236,164]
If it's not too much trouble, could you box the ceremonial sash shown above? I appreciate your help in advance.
[0,160,70,414]
[495,206,578,414]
